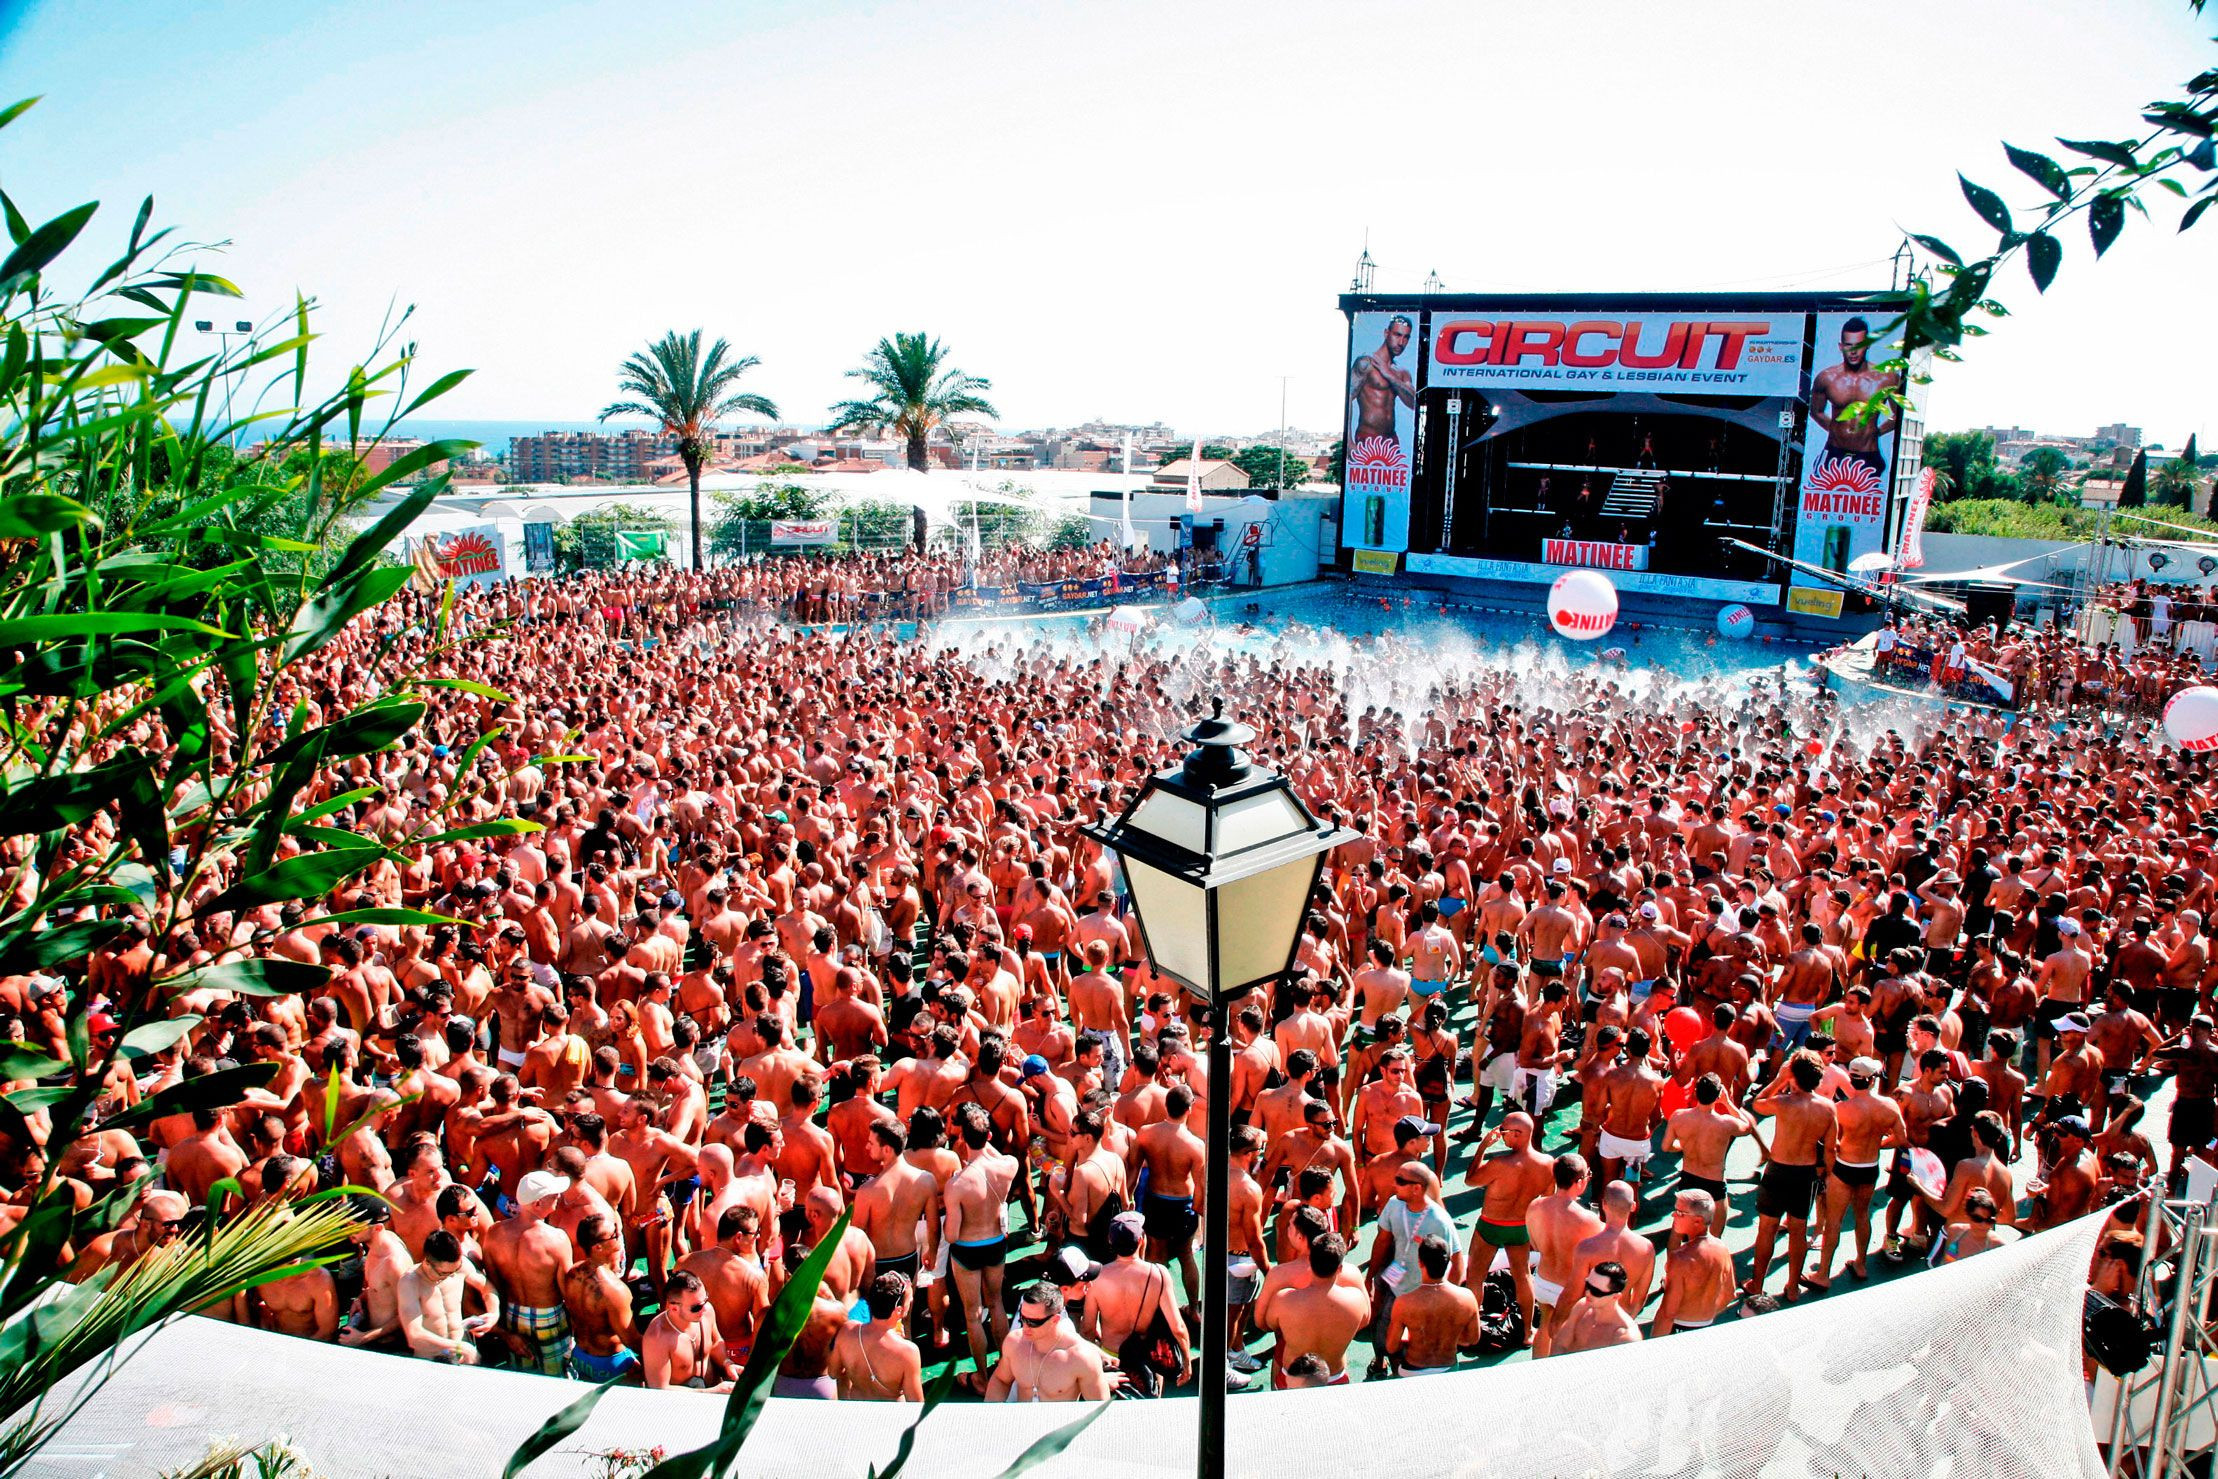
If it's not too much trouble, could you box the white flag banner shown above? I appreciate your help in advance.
[1186,436,1204,513]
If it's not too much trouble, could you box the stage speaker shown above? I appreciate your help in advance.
[1962,582,2015,630]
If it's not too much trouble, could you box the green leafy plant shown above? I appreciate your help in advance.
[828,332,996,549]
[1848,3,2215,424]
[553,502,680,571]
[0,94,517,1473]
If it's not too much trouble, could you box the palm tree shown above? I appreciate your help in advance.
[827,332,996,548]
[600,330,778,570]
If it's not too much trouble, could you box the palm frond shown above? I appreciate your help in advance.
[0,1198,357,1469]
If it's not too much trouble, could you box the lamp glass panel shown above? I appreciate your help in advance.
[1211,785,1312,855]
[1124,856,1211,990]
[1126,787,1209,854]
[1211,856,1314,995]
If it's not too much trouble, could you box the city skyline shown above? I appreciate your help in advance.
[1,1,2209,444]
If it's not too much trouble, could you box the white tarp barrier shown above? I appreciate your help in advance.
[31,1216,2105,1477]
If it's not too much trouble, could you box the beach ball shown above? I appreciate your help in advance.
[1663,1006,1705,1053]
[1546,569,1618,642]
[1717,604,1756,640]
[2164,687,2218,751]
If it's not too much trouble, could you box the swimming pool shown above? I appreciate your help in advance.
[936,580,1821,687]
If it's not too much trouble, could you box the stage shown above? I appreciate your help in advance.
[1338,291,1932,632]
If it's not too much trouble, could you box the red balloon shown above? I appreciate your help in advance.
[1680,720,1697,733]
[1805,739,1824,756]
[1659,1076,1694,1119]
[1663,1006,1704,1052]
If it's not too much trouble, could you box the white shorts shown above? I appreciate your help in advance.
[1532,1274,1564,1307]
[1597,1128,1654,1164]
[1479,1053,1519,1092]
[1512,1066,1558,1113]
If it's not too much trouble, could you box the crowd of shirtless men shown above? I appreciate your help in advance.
[32,557,2218,1405]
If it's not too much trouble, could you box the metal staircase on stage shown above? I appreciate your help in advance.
[1598,472,1665,522]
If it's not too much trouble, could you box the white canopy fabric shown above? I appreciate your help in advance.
[36,1214,2106,1478]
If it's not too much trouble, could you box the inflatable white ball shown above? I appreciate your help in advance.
[1547,569,1618,642]
[2164,685,2218,751]
[1717,603,1756,640]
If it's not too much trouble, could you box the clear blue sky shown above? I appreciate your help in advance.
[0,0,2209,443]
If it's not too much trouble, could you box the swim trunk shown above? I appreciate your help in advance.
[496,1046,529,1069]
[1832,1158,1879,1189]
[1677,1171,1727,1202]
[1440,897,1467,920]
[569,1344,640,1383]
[1475,1216,1529,1248]
[506,1303,573,1376]
[1478,1053,1519,1093]
[2170,1096,2217,1152]
[1596,1128,1653,1166]
[1225,1255,1262,1306]
[1399,1362,1453,1376]
[950,1236,1007,1271]
[1411,978,1448,998]
[771,1374,837,1399]
[1755,1163,1820,1224]
[1673,1316,1714,1331]
[1531,1275,1564,1307]
[1532,958,1566,978]
[1143,1191,1197,1244]
[877,1249,921,1282]
[1774,1002,1816,1052]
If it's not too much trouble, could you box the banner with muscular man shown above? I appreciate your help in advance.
[1789,311,1904,593]
[1343,310,1418,553]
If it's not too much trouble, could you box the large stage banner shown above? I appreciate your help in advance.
[1895,466,1935,570]
[1542,538,1649,572]
[1425,311,1806,395]
[1343,311,1418,554]
[1790,311,1904,593]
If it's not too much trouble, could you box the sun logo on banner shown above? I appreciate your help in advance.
[438,530,501,576]
[1808,455,1884,496]
[1348,435,1408,489]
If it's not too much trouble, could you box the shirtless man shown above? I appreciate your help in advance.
[676,1205,771,1361]
[399,1229,496,1362]
[1348,313,1417,446]
[851,1121,938,1303]
[1806,316,1900,478]
[1564,1181,1655,1333]
[943,1102,1018,1389]
[1134,1083,1206,1304]
[1651,1191,1737,1335]
[1659,1074,1754,1241]
[1547,1259,1642,1357]
[1262,1232,1370,1387]
[338,1196,414,1351]
[831,1272,926,1401]
[561,1211,643,1383]
[481,1168,576,1375]
[984,1283,1113,1402]
[1814,1057,1907,1285]
[1463,1112,1554,1337]
[642,1269,736,1391]
[1383,1236,1481,1376]
[1089,1212,1191,1395]
[1745,1052,1837,1303]
[1526,1153,1603,1357]
[1596,1028,1667,1193]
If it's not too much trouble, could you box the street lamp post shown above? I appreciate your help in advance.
[1080,700,1355,1479]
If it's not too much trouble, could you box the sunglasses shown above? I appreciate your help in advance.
[682,1300,707,1315]
[1019,1310,1054,1328]
[1394,1177,1421,1189]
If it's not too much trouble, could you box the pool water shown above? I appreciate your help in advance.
[937,580,1821,691]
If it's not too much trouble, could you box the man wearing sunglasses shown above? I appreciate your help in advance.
[984,1282,1114,1403]
[1545,1260,1642,1358]
[642,1268,736,1391]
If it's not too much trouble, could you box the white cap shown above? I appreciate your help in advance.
[515,1170,571,1205]
[1638,901,1660,920]
[2056,916,2081,937]
[1552,858,1573,874]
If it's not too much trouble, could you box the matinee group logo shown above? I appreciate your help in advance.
[1802,455,1886,520]
[438,531,502,576]
[1346,434,1409,490]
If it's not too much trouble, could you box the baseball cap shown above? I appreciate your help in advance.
[1848,1056,1884,1079]
[349,1191,393,1224]
[1109,1210,1147,1240]
[2053,1115,2093,1139]
[2057,917,2081,937]
[1552,858,1572,875]
[1637,901,1660,921]
[2193,1014,2215,1030]
[2056,1013,2091,1035]
[1395,1114,1442,1141]
[1012,923,1034,942]
[515,1170,571,1205]
[1051,1246,1102,1285]
[1021,1054,1051,1079]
